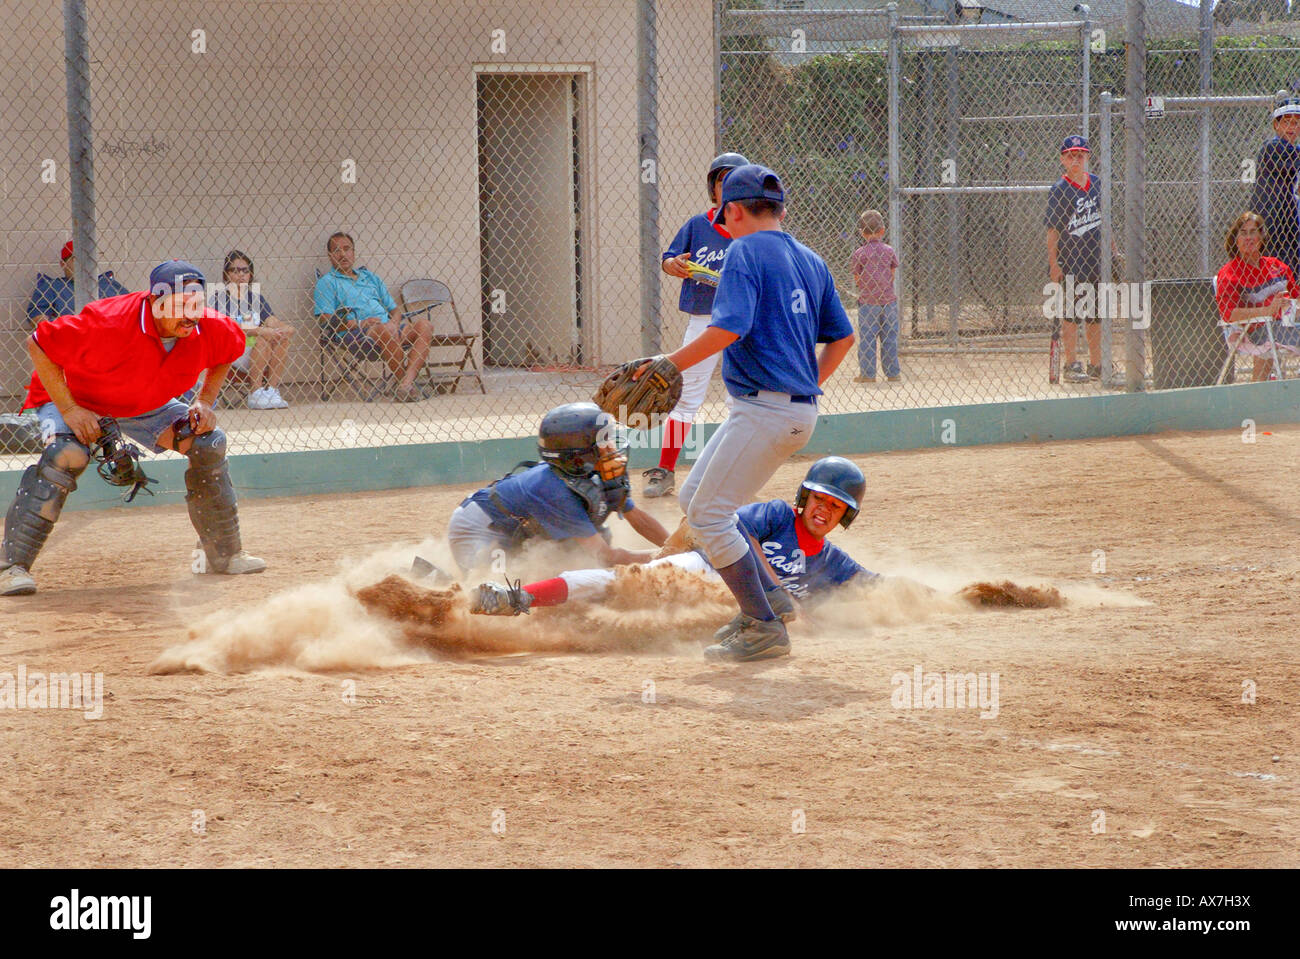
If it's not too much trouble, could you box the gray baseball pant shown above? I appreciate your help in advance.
[678,391,819,569]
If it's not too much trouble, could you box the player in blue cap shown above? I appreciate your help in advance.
[468,457,877,621]
[643,164,857,661]
[644,152,750,499]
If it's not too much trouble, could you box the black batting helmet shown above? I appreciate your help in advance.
[538,402,618,478]
[795,456,866,529]
[707,152,751,194]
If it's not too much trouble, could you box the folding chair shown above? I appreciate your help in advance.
[318,305,392,402]
[399,278,486,395]
[1215,279,1300,384]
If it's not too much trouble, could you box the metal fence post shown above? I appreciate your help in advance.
[1197,0,1213,277]
[887,4,901,306]
[1124,0,1146,392]
[1079,5,1091,141]
[713,0,723,155]
[638,0,661,355]
[63,0,96,312]
[1099,91,1113,386]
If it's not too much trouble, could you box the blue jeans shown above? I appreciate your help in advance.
[857,302,900,378]
[36,399,191,453]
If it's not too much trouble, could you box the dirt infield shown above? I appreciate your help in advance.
[1,427,1296,867]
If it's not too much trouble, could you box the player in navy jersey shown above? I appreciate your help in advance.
[445,402,669,575]
[656,163,856,661]
[469,457,875,618]
[1045,134,1107,383]
[1249,95,1300,277]
[643,152,749,499]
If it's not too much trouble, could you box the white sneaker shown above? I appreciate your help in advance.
[246,387,270,410]
[0,565,36,596]
[207,551,267,575]
[265,387,289,409]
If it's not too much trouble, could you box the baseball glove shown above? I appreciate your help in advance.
[593,354,683,426]
[652,517,704,560]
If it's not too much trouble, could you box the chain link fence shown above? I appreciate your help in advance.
[2,0,715,463]
[3,0,1299,469]
[720,0,1300,402]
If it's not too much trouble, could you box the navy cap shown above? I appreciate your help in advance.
[1060,135,1090,154]
[148,259,206,296]
[715,163,785,226]
[1274,96,1300,120]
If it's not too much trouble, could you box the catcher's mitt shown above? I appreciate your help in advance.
[652,517,704,560]
[593,354,683,426]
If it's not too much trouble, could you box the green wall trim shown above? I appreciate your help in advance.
[3,381,1295,513]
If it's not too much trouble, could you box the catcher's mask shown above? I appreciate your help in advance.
[707,151,750,197]
[538,402,626,479]
[795,456,865,529]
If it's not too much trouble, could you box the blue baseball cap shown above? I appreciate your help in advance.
[148,259,206,297]
[715,163,785,226]
[1274,96,1300,120]
[1060,135,1090,154]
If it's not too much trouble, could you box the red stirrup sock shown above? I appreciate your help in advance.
[659,419,690,471]
[523,577,568,608]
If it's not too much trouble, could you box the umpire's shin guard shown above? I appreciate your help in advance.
[1,438,90,571]
[184,431,242,571]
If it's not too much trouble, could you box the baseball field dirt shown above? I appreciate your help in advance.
[1,427,1295,867]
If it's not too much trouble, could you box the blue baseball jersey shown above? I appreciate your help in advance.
[26,272,130,326]
[709,230,854,397]
[468,464,635,542]
[736,500,873,598]
[1044,174,1103,279]
[664,209,732,315]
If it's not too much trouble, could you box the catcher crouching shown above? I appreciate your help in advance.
[445,402,670,576]
[1,260,265,596]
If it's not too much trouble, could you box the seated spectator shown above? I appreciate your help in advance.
[312,232,433,402]
[25,241,129,327]
[208,250,296,410]
[1214,211,1300,382]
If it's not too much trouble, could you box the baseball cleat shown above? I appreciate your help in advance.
[642,467,674,498]
[207,551,268,575]
[705,615,790,662]
[0,565,36,596]
[471,580,533,616]
[1063,361,1089,383]
[411,556,453,585]
[711,586,797,642]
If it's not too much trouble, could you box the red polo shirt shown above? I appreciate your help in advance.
[24,291,245,417]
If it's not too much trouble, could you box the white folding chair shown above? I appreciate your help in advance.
[1214,276,1300,384]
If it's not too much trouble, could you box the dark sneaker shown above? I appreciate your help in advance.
[1063,361,1089,383]
[711,587,798,643]
[0,565,36,596]
[642,467,674,499]
[1086,364,1102,381]
[471,580,533,616]
[704,615,791,662]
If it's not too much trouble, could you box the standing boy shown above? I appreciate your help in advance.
[851,209,901,383]
[660,164,856,662]
[1045,135,1105,383]
[644,152,749,499]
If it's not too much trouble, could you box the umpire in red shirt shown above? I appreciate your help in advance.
[1,260,266,596]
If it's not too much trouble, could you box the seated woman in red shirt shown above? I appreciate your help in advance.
[1214,211,1300,382]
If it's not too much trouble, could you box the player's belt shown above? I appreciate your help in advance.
[741,390,816,405]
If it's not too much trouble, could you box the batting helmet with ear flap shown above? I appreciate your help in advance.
[707,152,751,193]
[796,456,866,528]
[538,402,618,478]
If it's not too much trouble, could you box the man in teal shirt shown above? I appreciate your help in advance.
[313,231,433,402]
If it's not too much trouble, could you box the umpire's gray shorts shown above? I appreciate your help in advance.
[679,391,818,569]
